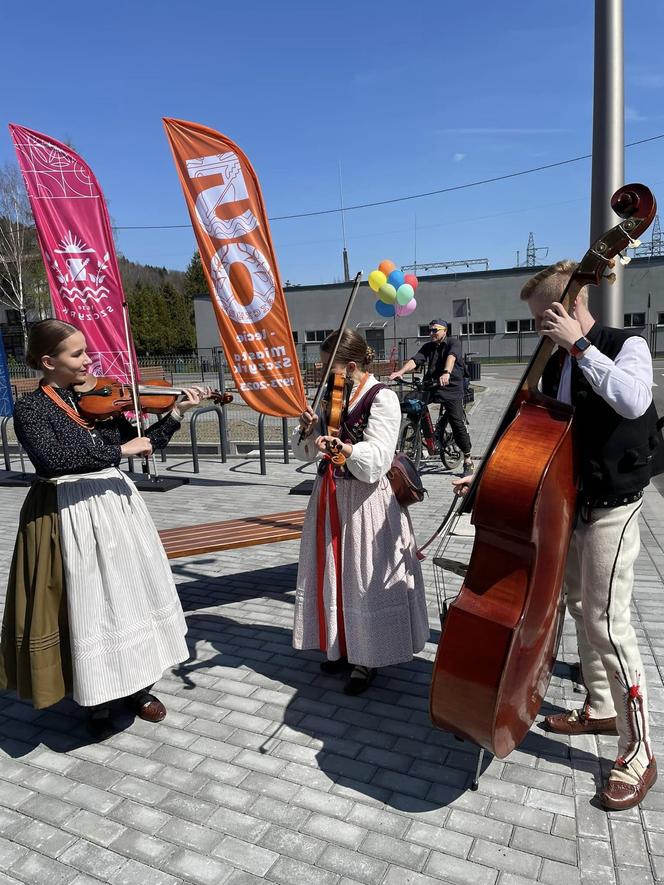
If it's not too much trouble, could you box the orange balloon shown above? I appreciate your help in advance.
[378,259,396,276]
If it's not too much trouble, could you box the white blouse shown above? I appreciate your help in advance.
[291,375,401,483]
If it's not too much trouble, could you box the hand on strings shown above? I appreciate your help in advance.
[539,302,582,351]
[298,406,318,437]
[315,435,352,459]
[388,371,403,382]
[452,475,474,497]
[121,437,153,458]
[176,386,213,414]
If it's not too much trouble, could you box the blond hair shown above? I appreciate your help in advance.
[520,259,588,307]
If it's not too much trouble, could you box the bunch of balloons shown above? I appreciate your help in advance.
[368,259,418,318]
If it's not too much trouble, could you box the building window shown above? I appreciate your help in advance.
[505,319,535,333]
[624,313,646,327]
[461,321,496,335]
[305,329,333,343]
[418,325,430,338]
[292,331,298,344]
[658,312,664,326]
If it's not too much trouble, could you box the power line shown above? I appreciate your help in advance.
[112,132,664,232]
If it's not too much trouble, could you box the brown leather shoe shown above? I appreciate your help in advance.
[600,757,657,811]
[544,709,618,735]
[125,690,167,723]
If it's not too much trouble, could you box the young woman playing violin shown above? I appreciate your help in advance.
[0,320,210,738]
[292,328,428,695]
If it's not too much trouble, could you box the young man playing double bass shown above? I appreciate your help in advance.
[455,259,664,810]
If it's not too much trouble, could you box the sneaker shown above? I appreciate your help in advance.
[461,460,474,478]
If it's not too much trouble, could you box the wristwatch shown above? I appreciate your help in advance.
[570,336,591,359]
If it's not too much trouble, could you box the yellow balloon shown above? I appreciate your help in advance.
[369,269,387,292]
[379,283,397,304]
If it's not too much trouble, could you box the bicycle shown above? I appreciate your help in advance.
[393,377,464,472]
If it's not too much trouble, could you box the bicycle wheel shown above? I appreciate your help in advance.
[398,419,422,471]
[440,431,463,470]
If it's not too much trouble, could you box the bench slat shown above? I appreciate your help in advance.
[159,509,307,559]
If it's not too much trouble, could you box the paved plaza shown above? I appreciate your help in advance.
[1,373,664,885]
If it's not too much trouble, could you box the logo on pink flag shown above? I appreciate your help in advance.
[9,124,137,382]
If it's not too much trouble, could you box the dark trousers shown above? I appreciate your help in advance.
[432,391,471,455]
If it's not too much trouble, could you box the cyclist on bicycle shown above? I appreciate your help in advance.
[390,318,473,476]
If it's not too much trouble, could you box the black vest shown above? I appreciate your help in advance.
[542,323,664,499]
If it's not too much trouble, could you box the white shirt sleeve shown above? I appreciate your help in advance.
[345,387,401,483]
[575,336,653,419]
[291,424,321,463]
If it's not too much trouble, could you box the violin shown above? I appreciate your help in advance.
[73,374,233,420]
[321,372,351,465]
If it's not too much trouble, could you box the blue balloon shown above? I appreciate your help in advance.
[375,299,396,318]
[387,269,405,289]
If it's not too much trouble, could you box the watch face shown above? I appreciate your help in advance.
[575,337,590,351]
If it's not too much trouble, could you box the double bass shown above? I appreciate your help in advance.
[429,183,657,759]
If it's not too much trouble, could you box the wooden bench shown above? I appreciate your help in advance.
[158,509,307,560]
[11,378,40,398]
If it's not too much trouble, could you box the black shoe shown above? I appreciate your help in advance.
[320,656,351,674]
[343,665,377,695]
[85,706,115,740]
[461,459,474,478]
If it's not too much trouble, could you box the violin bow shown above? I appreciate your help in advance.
[121,299,160,478]
[298,270,363,442]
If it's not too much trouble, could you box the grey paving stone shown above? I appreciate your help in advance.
[212,834,279,876]
[302,813,368,850]
[8,851,79,884]
[110,829,176,866]
[248,795,311,830]
[107,859,181,885]
[424,850,498,885]
[469,839,541,879]
[266,856,338,885]
[108,799,173,836]
[162,848,234,885]
[158,818,221,853]
[15,793,77,827]
[486,798,553,833]
[207,805,271,842]
[382,868,449,885]
[511,826,577,864]
[317,844,388,885]
[447,808,512,845]
[59,839,128,879]
[65,809,127,848]
[360,831,429,871]
[110,776,171,806]
[13,816,78,857]
[0,836,27,869]
[259,824,327,863]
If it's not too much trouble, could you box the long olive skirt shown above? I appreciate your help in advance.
[0,482,73,709]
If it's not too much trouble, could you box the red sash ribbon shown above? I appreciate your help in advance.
[316,459,346,656]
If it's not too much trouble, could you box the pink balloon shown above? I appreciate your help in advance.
[396,297,417,317]
[404,273,419,290]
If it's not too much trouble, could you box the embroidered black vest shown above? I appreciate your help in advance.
[541,323,664,499]
[318,383,387,478]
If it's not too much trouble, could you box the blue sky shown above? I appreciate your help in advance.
[2,1,663,285]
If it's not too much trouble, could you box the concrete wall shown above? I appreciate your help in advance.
[194,257,664,361]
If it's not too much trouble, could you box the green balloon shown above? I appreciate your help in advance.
[396,283,414,305]
[379,283,397,304]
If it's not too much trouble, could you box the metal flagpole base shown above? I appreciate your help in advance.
[127,473,190,493]
[289,480,315,496]
[0,471,34,487]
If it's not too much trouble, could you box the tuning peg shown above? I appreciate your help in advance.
[604,272,617,284]
[629,238,642,249]
[607,259,616,269]
[619,253,632,266]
